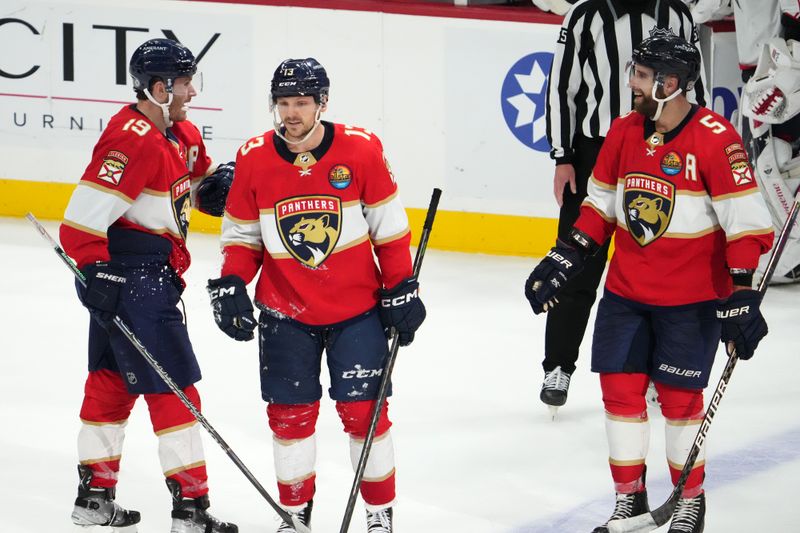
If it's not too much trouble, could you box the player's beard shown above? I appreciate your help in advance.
[633,91,661,119]
[285,120,315,142]
[169,98,189,123]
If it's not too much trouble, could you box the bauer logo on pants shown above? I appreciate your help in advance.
[275,195,342,268]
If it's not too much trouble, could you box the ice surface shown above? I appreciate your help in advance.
[2,217,798,532]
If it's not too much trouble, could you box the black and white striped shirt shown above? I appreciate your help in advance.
[546,0,708,162]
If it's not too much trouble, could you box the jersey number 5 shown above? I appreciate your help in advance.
[699,115,726,134]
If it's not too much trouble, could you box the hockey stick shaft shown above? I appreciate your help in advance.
[338,188,442,533]
[608,190,800,533]
[26,214,310,533]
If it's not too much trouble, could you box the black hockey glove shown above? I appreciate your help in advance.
[379,277,426,347]
[196,161,234,217]
[717,289,768,360]
[79,262,126,325]
[525,232,592,315]
[207,275,257,341]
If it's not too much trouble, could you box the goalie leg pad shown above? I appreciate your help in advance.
[145,387,208,499]
[657,382,706,498]
[78,370,138,488]
[601,373,650,493]
[268,402,320,507]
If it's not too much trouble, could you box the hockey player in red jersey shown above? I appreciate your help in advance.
[206,58,424,533]
[525,33,774,533]
[60,39,236,533]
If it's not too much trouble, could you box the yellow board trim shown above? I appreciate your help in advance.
[1,179,559,257]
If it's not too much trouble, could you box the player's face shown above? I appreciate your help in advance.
[276,96,323,141]
[168,76,197,122]
[629,64,659,117]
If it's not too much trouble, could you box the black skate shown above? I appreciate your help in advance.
[276,500,313,532]
[166,478,238,533]
[71,465,141,530]
[668,493,705,533]
[540,366,571,419]
[366,507,393,532]
[591,490,649,533]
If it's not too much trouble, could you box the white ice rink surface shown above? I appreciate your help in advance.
[2,216,799,533]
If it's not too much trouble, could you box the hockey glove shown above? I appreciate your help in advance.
[79,262,126,325]
[379,277,426,346]
[196,161,234,217]
[717,289,768,360]
[207,275,257,341]
[524,238,586,315]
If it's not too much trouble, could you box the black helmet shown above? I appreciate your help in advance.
[129,38,197,94]
[270,58,330,103]
[632,31,701,91]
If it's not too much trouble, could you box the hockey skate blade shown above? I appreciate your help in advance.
[292,516,312,533]
[72,525,138,533]
[548,405,559,421]
[607,512,658,533]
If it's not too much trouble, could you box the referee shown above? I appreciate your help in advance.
[538,0,708,411]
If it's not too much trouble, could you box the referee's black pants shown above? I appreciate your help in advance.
[543,135,610,375]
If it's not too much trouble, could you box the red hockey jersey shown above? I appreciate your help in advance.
[60,105,212,276]
[574,106,774,305]
[220,122,412,326]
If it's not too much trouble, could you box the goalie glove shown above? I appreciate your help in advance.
[196,161,234,217]
[742,38,800,124]
[716,289,768,360]
[207,275,257,341]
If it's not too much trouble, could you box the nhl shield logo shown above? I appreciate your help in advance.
[276,195,342,268]
[623,173,675,247]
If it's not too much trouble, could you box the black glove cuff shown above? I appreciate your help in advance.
[567,227,600,257]
[729,268,754,288]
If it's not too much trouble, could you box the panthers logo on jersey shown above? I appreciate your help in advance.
[276,195,342,268]
[171,176,192,239]
[623,173,675,247]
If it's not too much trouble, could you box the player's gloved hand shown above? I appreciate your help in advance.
[379,277,426,346]
[207,275,257,341]
[196,161,234,217]
[525,232,590,315]
[717,289,768,360]
[79,262,126,325]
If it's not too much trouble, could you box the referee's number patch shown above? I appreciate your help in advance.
[558,27,568,44]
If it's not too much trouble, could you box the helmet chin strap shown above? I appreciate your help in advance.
[272,104,323,145]
[144,88,174,128]
[650,79,683,122]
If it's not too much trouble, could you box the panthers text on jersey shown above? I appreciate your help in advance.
[574,106,774,306]
[60,105,212,276]
[220,121,412,326]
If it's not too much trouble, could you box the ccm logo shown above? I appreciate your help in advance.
[546,250,573,268]
[381,290,418,308]
[342,368,382,379]
[96,272,126,283]
[209,286,236,299]
[659,363,702,378]
[717,306,750,319]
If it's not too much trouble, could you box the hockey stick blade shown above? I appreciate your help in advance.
[25,213,311,533]
[608,190,800,533]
